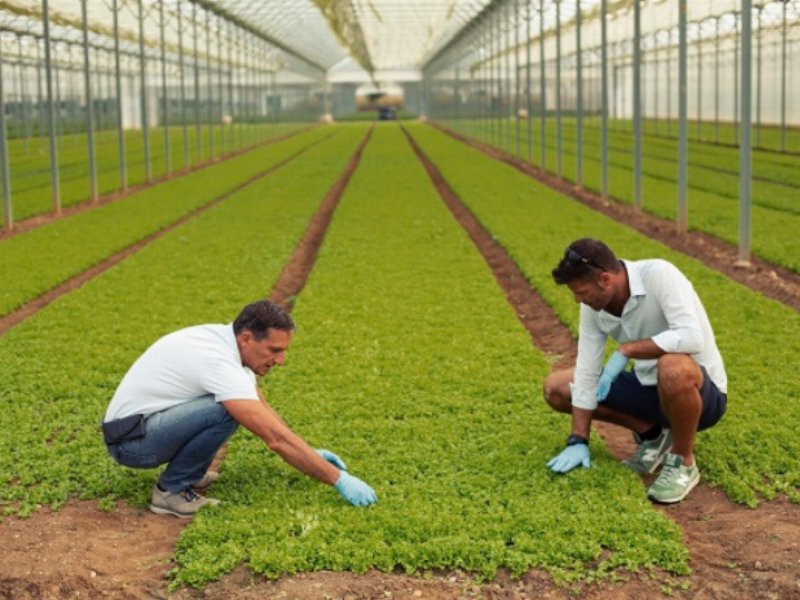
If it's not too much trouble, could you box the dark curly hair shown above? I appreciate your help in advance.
[233,300,295,340]
[551,238,623,285]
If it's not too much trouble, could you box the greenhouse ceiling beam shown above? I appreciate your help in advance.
[0,1,278,71]
[310,0,375,76]
[421,0,500,71]
[191,0,327,74]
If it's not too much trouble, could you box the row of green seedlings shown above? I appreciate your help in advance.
[0,125,369,520]
[601,117,800,153]
[460,117,800,179]
[173,124,688,589]
[0,126,337,317]
[408,122,800,507]
[6,123,308,222]
[441,118,800,273]
[506,119,799,214]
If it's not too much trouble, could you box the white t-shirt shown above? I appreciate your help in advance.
[104,324,259,422]
[571,259,727,411]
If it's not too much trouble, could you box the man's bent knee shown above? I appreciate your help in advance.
[543,370,573,414]
[657,354,702,397]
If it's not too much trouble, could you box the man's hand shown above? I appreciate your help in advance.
[596,351,629,401]
[335,472,377,506]
[547,444,591,473]
[316,449,348,471]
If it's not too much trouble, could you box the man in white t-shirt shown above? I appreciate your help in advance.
[542,238,727,503]
[103,300,377,518]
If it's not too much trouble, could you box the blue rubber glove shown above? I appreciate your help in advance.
[334,471,377,506]
[596,350,629,401]
[315,448,348,471]
[546,444,591,473]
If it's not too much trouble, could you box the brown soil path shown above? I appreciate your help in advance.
[0,130,339,338]
[0,126,317,240]
[429,122,800,312]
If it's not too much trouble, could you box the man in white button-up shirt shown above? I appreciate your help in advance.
[542,239,727,503]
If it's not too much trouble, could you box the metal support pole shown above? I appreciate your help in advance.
[177,0,189,169]
[17,36,30,155]
[739,0,752,263]
[576,0,583,186]
[526,0,532,162]
[42,0,61,213]
[539,0,546,170]
[505,2,512,155]
[696,25,702,139]
[217,16,224,154]
[654,33,659,133]
[555,0,562,178]
[112,0,126,190]
[755,6,762,146]
[227,21,234,154]
[678,0,688,232]
[80,0,97,201]
[138,0,151,182]
[780,0,787,151]
[0,36,13,230]
[35,42,45,145]
[159,0,170,175]
[494,8,501,150]
[514,0,521,158]
[600,0,608,198]
[193,4,202,162]
[205,10,215,160]
[715,17,720,143]
[236,28,243,149]
[632,0,642,210]
[666,31,672,135]
[733,11,739,144]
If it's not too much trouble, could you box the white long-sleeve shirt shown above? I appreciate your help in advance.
[570,259,727,411]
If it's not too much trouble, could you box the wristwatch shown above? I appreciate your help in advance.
[566,433,589,446]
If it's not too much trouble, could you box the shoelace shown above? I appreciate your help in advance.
[182,487,201,502]
[658,461,680,482]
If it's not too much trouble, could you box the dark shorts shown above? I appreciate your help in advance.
[603,366,727,431]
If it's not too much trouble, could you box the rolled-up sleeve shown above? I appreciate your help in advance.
[571,304,608,411]
[648,263,705,355]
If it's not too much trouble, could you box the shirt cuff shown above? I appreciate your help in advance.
[570,382,599,411]
[651,330,681,354]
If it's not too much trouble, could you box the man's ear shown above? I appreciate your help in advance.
[597,271,613,289]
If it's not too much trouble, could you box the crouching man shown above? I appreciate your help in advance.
[543,239,727,503]
[103,300,377,517]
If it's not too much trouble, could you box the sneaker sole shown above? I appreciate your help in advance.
[623,456,667,475]
[149,504,196,519]
[647,475,700,504]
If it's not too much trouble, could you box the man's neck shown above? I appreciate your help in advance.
[605,262,630,317]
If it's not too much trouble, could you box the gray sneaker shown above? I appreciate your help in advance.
[623,428,673,474]
[647,453,700,504]
[150,485,220,518]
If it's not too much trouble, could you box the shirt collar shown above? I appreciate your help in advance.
[623,259,647,298]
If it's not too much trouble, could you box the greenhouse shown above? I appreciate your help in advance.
[0,1,798,598]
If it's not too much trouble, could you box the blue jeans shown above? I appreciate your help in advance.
[106,399,238,493]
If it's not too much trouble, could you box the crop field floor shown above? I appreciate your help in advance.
[0,122,798,600]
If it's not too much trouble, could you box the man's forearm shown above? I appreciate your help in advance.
[619,338,665,360]
[269,429,340,485]
[571,407,594,439]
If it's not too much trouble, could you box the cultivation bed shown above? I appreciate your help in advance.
[1,123,798,600]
